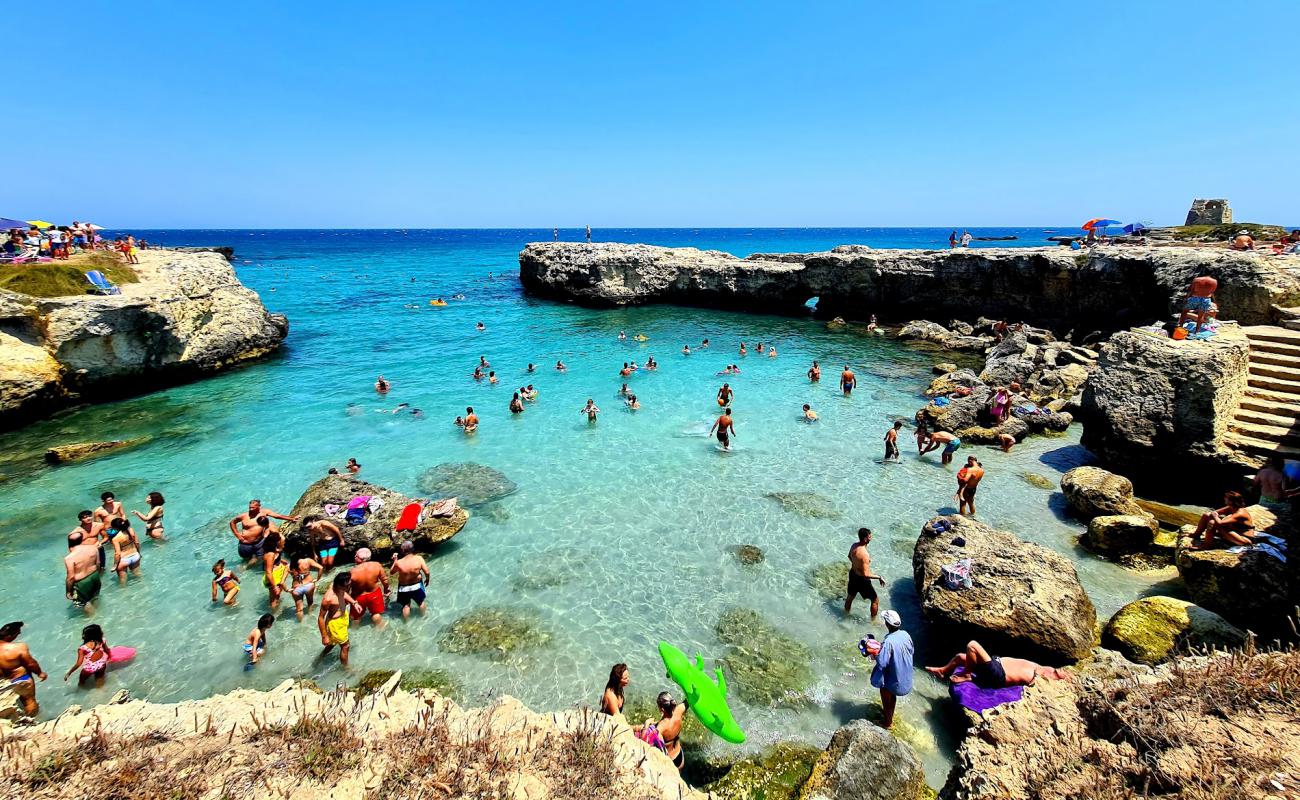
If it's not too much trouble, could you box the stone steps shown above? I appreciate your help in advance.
[1229,325,1300,462]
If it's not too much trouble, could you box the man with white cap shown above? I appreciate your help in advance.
[870,610,914,728]
[348,548,389,627]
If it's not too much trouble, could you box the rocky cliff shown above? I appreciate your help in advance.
[0,249,287,429]
[519,242,1300,330]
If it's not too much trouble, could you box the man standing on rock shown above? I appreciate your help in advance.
[391,541,430,619]
[349,549,389,627]
[0,621,46,719]
[845,528,885,618]
[64,532,101,612]
[870,610,913,728]
[1177,275,1218,333]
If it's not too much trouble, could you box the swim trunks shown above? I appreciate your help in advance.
[72,572,101,605]
[326,614,350,645]
[396,582,426,608]
[353,587,386,617]
[884,440,899,460]
[842,382,853,393]
[1185,295,1213,312]
[318,544,339,559]
[961,483,978,500]
[847,571,877,601]
[237,541,262,560]
[974,657,1007,689]
[943,438,962,454]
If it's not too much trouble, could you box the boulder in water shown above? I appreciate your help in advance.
[798,720,927,800]
[1101,596,1246,665]
[1084,514,1159,557]
[702,743,821,800]
[44,438,149,464]
[764,491,842,519]
[281,474,468,562]
[1020,472,1056,491]
[437,606,551,660]
[417,462,517,507]
[913,515,1096,664]
[1060,466,1144,520]
[716,608,814,707]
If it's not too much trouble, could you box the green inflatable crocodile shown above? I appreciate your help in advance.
[658,641,745,744]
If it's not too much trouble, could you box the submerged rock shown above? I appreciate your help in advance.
[799,720,928,800]
[913,515,1096,664]
[1060,466,1144,520]
[437,606,551,659]
[732,544,765,566]
[703,743,822,800]
[417,462,517,507]
[44,437,150,464]
[511,562,575,591]
[1101,596,1246,665]
[1019,472,1056,491]
[355,668,463,700]
[764,491,842,519]
[716,608,815,707]
[1083,514,1159,557]
[807,562,850,601]
[281,474,468,562]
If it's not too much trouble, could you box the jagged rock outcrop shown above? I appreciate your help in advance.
[519,242,1300,328]
[0,249,287,430]
[1175,533,1293,638]
[1101,596,1246,664]
[913,515,1097,664]
[798,720,929,800]
[281,474,469,561]
[1081,327,1250,478]
[0,678,703,800]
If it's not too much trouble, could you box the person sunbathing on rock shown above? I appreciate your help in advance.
[925,640,1069,688]
[1191,491,1256,549]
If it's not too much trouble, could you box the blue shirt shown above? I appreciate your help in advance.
[870,629,914,696]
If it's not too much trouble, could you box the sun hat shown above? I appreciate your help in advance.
[881,610,902,628]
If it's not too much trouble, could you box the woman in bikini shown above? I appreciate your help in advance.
[108,518,141,586]
[211,560,241,605]
[290,555,324,620]
[64,625,111,689]
[652,692,688,770]
[260,530,288,609]
[599,663,629,717]
[131,491,165,540]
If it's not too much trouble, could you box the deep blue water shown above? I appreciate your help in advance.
[0,228,1163,782]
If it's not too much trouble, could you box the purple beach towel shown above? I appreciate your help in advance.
[949,667,1024,714]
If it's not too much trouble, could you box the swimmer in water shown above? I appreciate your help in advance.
[479,355,490,369]
[709,407,736,451]
[841,365,857,395]
[646,356,657,370]
[701,338,710,348]
[739,342,747,356]
[621,362,633,377]
[884,420,903,461]
[463,407,478,434]
[867,314,878,332]
[682,345,691,355]
[375,375,390,393]
[212,560,240,605]
[768,345,778,358]
[556,360,567,371]
[473,367,484,380]
[510,393,525,413]
[346,458,361,474]
[619,331,627,340]
[717,383,734,406]
[526,384,538,401]
[619,383,631,397]
[489,371,498,384]
[244,613,274,665]
[808,360,821,382]
[802,404,818,422]
[756,342,765,354]
[476,322,486,331]
[454,415,465,427]
[527,363,536,372]
[626,394,640,410]
[581,399,600,422]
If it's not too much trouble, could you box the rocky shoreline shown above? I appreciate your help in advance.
[0,248,287,430]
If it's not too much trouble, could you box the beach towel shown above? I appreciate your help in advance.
[950,667,1024,714]
[941,558,973,590]
[346,496,372,510]
[323,503,342,517]
[426,498,459,517]
[637,722,668,753]
[345,496,371,526]
[395,502,423,533]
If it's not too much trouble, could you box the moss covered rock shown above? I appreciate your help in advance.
[716,608,814,707]
[764,491,842,519]
[1020,472,1055,491]
[354,668,462,699]
[1083,514,1158,557]
[798,720,929,800]
[437,607,550,660]
[733,544,766,566]
[417,462,517,507]
[1101,596,1246,665]
[806,561,849,601]
[704,742,822,800]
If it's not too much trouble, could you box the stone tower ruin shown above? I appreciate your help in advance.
[1185,199,1232,226]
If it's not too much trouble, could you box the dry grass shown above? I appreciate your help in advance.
[252,713,362,783]
[0,251,139,297]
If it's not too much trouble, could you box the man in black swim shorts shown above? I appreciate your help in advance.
[845,528,886,618]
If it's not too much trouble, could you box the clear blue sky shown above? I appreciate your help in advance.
[13,1,1297,228]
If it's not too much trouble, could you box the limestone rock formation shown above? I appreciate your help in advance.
[913,515,1097,664]
[518,242,1300,330]
[1101,596,1246,664]
[1081,328,1250,477]
[0,679,703,800]
[1060,466,1145,519]
[281,474,468,561]
[1083,514,1159,556]
[44,438,149,464]
[1175,535,1293,638]
[703,743,822,800]
[798,720,929,800]
[0,249,287,430]
[1185,198,1232,226]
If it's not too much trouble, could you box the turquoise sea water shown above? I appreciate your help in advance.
[0,229,1169,783]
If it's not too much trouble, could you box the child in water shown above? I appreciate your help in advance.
[211,560,241,605]
[245,614,274,665]
[64,624,111,688]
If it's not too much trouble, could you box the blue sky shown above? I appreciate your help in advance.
[12,1,1297,228]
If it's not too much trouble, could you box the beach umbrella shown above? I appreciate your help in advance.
[86,223,104,231]
[1081,218,1122,231]
[0,217,30,230]
[1122,222,1149,234]
[26,220,53,229]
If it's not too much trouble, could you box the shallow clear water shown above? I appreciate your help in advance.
[0,229,1169,784]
